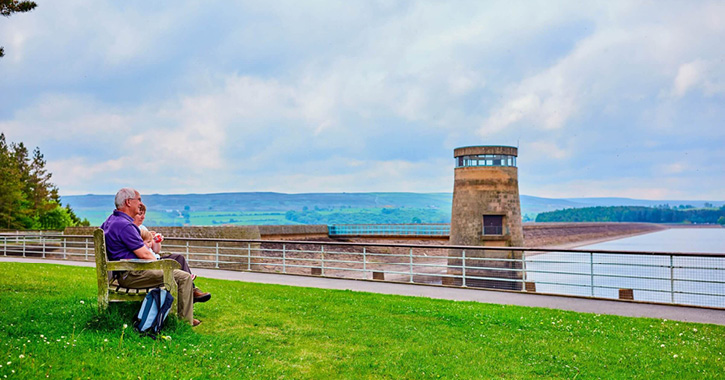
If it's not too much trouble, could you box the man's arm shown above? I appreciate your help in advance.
[133,245,158,260]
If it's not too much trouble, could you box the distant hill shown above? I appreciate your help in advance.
[61,192,725,227]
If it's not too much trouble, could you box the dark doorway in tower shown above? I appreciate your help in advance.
[482,215,504,235]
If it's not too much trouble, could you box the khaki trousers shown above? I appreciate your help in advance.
[119,269,194,324]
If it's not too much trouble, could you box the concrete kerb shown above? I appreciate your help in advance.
[2,257,723,326]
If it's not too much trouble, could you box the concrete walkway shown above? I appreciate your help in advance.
[3,257,724,326]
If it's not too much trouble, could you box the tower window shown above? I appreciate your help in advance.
[482,215,504,235]
[455,154,516,167]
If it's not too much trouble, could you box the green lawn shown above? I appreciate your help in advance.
[1,262,723,379]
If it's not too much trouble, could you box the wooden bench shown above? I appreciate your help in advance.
[93,228,181,315]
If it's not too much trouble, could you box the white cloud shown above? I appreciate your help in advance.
[1,1,724,200]
[671,59,725,98]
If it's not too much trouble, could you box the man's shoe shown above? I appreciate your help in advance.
[193,288,211,303]
[192,319,202,327]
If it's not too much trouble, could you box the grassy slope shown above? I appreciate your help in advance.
[1,262,723,379]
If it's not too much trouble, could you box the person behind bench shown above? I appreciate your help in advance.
[101,187,202,326]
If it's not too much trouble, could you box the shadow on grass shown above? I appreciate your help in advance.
[85,302,187,334]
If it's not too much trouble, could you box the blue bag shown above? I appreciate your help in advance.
[134,288,174,339]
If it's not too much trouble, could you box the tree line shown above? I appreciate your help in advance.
[536,205,725,225]
[0,134,89,229]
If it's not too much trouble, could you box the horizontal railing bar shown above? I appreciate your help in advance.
[4,233,722,258]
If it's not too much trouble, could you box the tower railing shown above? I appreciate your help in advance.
[328,224,450,237]
[1,233,723,309]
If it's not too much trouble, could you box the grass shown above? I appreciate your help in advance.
[1,262,724,379]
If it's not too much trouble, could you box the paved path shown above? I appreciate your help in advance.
[3,257,724,326]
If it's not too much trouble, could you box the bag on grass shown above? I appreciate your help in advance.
[134,288,174,339]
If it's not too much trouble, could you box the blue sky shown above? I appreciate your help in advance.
[1,1,723,200]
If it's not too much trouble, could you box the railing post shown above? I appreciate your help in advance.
[321,246,325,276]
[521,250,527,291]
[282,244,287,274]
[215,242,220,269]
[590,252,594,297]
[362,247,367,277]
[22,236,26,257]
[462,250,466,287]
[2,236,6,256]
[84,238,89,261]
[42,235,46,258]
[185,240,189,260]
[409,247,414,283]
[670,255,675,304]
[62,237,66,259]
[247,243,251,271]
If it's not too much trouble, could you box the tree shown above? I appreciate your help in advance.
[1,1,37,58]
[0,133,85,230]
[0,134,25,228]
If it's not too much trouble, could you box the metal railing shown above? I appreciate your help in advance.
[1,233,724,309]
[329,224,450,236]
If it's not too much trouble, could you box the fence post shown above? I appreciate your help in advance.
[62,237,66,259]
[247,243,251,271]
[521,250,527,291]
[2,236,6,256]
[462,249,466,287]
[283,244,287,274]
[84,238,89,261]
[670,255,675,304]
[22,236,26,257]
[409,247,414,283]
[590,252,594,297]
[321,245,325,276]
[363,247,367,278]
[42,235,46,258]
[215,242,220,269]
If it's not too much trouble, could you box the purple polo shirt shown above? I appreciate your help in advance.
[100,210,145,261]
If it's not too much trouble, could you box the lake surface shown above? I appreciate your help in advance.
[579,228,725,254]
[526,228,725,308]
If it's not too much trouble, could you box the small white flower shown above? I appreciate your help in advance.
[660,344,665,348]
[673,354,678,358]
[104,339,108,342]
[693,328,698,332]
[7,362,11,365]
[18,355,24,359]
[80,300,85,304]
[123,324,128,329]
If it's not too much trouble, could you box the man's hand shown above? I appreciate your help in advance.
[133,245,158,261]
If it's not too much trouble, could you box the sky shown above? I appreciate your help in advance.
[1,1,724,200]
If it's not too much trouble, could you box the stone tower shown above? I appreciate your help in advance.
[447,145,524,290]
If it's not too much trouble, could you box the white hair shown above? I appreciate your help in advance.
[115,188,137,209]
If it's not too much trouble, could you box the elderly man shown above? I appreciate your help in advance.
[101,187,201,326]
[133,203,211,303]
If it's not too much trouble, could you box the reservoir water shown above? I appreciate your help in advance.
[526,228,725,308]
[578,227,725,254]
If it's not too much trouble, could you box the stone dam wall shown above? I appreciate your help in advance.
[65,222,668,247]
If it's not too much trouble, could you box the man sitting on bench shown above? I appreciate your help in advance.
[101,187,201,326]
